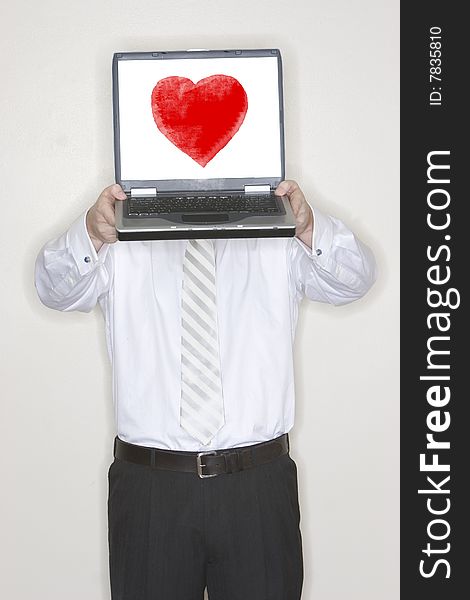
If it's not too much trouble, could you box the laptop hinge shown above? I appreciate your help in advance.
[244,185,271,194]
[131,187,157,198]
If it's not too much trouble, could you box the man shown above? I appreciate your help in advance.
[35,179,376,599]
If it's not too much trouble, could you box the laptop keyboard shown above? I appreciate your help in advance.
[127,194,281,216]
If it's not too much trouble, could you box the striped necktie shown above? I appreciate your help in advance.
[180,239,225,445]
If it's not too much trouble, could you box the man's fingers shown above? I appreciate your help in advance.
[98,204,116,227]
[275,180,305,211]
[101,184,127,207]
[274,179,300,197]
[102,228,118,243]
[95,219,117,243]
[110,183,127,200]
[86,184,125,246]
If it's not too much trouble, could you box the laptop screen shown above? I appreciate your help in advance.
[116,55,282,183]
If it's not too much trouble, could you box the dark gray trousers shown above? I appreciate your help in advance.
[108,446,303,599]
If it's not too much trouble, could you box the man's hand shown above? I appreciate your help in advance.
[86,184,127,253]
[275,180,314,248]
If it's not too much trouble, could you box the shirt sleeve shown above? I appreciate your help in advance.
[34,209,113,312]
[287,201,377,306]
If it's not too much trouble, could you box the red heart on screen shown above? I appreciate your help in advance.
[151,75,248,167]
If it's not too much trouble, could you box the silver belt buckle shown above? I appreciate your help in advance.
[196,450,218,478]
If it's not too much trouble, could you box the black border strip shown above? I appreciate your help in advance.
[401,3,467,598]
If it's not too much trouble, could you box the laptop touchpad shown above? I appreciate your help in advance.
[182,214,229,223]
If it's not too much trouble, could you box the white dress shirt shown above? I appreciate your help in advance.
[34,204,376,451]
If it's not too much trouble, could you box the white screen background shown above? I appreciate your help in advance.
[117,56,282,181]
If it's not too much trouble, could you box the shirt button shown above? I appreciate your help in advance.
[84,256,91,263]
[316,248,322,256]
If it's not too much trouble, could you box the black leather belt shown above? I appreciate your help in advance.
[113,433,290,478]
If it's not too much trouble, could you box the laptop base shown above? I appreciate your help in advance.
[116,226,296,242]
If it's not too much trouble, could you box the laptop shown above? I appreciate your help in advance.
[112,48,296,241]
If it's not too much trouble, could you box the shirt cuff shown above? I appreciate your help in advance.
[66,210,110,276]
[293,201,334,265]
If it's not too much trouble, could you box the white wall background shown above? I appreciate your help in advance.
[0,1,399,599]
